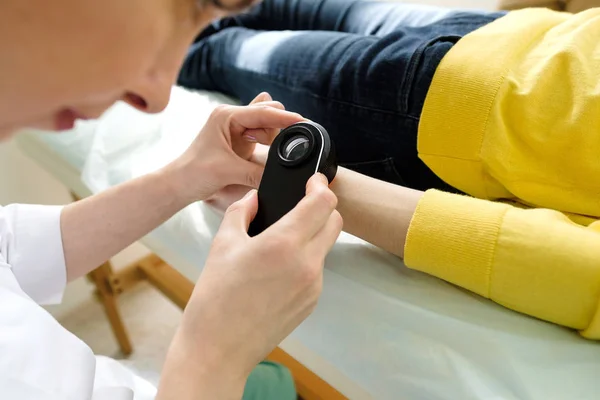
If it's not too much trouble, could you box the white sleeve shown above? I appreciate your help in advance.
[0,204,67,304]
[0,205,145,399]
[0,266,97,400]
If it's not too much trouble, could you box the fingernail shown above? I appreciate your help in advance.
[244,135,257,142]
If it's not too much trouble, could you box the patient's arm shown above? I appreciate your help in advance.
[331,167,422,258]
[332,167,600,339]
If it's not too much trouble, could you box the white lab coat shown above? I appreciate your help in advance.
[0,205,157,400]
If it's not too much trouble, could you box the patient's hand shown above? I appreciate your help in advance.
[166,92,302,204]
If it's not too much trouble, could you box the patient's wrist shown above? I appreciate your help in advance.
[330,167,422,258]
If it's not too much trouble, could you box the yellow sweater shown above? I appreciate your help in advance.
[405,8,600,339]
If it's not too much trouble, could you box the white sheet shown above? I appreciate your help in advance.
[19,86,600,400]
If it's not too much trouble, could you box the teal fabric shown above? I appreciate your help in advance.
[242,361,296,400]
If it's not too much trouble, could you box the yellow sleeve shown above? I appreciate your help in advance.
[404,190,600,339]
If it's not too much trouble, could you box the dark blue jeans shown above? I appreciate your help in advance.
[179,0,504,191]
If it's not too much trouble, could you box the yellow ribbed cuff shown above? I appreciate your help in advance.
[404,190,510,298]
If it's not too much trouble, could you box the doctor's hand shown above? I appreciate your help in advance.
[168,92,302,204]
[157,174,342,400]
[204,143,269,214]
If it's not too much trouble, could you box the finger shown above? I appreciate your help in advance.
[242,102,286,143]
[309,210,343,254]
[220,189,258,235]
[229,159,265,188]
[232,105,303,131]
[249,92,272,105]
[273,174,337,240]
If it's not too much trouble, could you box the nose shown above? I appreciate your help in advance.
[121,22,203,114]
[122,71,173,114]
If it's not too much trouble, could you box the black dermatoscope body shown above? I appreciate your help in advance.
[248,121,337,236]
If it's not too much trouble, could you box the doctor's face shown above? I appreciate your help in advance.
[0,0,254,139]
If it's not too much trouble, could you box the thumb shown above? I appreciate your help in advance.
[221,189,258,235]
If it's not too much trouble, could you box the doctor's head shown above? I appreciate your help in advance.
[0,0,257,139]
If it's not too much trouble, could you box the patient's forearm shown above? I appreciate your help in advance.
[61,164,188,281]
[331,167,423,258]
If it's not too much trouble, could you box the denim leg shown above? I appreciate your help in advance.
[198,0,459,38]
[180,26,459,190]
[180,10,504,190]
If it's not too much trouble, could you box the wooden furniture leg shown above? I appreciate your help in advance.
[87,261,133,356]
[268,347,347,400]
[137,255,193,310]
